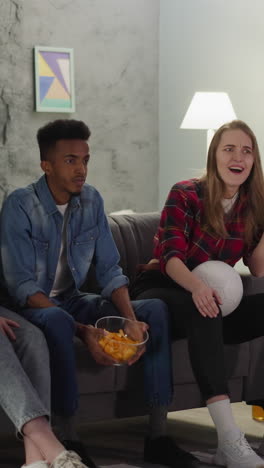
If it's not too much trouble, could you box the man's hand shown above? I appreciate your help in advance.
[76,323,118,366]
[110,285,149,365]
[125,320,149,366]
[0,317,20,340]
[27,292,55,309]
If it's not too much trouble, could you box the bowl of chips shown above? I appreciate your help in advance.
[95,316,149,365]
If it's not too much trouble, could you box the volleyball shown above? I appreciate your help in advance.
[192,260,243,316]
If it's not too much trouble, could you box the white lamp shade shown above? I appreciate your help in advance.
[180,92,237,130]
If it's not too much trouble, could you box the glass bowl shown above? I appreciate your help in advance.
[95,315,149,366]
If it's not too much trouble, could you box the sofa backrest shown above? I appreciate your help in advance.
[81,211,264,299]
[82,212,160,293]
[108,212,160,282]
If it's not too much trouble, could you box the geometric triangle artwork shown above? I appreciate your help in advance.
[40,51,69,94]
[39,76,54,101]
[57,58,70,94]
[45,77,70,101]
[34,46,75,112]
[38,53,55,77]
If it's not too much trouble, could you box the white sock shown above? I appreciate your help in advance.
[207,398,241,443]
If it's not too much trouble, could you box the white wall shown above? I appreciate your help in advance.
[159,0,264,209]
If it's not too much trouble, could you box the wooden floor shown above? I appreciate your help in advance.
[0,403,262,468]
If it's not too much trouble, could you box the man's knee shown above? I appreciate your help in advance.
[38,307,75,336]
[134,298,169,328]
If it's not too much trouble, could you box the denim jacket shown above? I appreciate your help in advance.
[0,175,128,306]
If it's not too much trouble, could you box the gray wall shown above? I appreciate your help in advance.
[159,0,264,208]
[0,0,159,212]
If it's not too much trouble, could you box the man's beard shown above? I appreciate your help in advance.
[71,191,82,197]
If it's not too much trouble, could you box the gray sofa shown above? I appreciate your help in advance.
[1,211,264,435]
[74,212,264,424]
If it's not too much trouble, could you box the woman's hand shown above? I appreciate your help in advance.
[0,317,20,340]
[166,257,222,318]
[192,283,222,318]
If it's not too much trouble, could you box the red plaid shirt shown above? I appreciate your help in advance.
[154,179,260,273]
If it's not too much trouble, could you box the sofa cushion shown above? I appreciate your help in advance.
[242,274,264,295]
[75,339,117,393]
[171,339,249,384]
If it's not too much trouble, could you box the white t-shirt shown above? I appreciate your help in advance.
[50,203,74,298]
[221,192,238,213]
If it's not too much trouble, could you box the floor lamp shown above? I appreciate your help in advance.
[180,92,237,152]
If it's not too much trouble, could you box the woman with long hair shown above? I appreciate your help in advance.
[131,120,264,468]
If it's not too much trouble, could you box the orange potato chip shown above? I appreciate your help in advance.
[98,329,140,361]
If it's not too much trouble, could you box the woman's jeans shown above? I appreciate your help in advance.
[19,292,173,416]
[132,271,264,401]
[0,307,50,433]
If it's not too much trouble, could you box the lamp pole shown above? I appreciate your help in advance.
[207,128,215,153]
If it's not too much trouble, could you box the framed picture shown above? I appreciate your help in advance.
[34,46,75,112]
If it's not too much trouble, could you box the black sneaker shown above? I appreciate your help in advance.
[62,439,98,468]
[144,435,204,467]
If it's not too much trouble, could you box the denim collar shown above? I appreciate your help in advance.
[34,175,81,215]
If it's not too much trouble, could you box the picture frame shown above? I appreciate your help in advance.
[34,46,75,113]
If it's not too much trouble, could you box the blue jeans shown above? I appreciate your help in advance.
[19,292,173,416]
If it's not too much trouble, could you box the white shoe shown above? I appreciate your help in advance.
[50,450,89,467]
[21,462,49,468]
[213,431,264,467]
